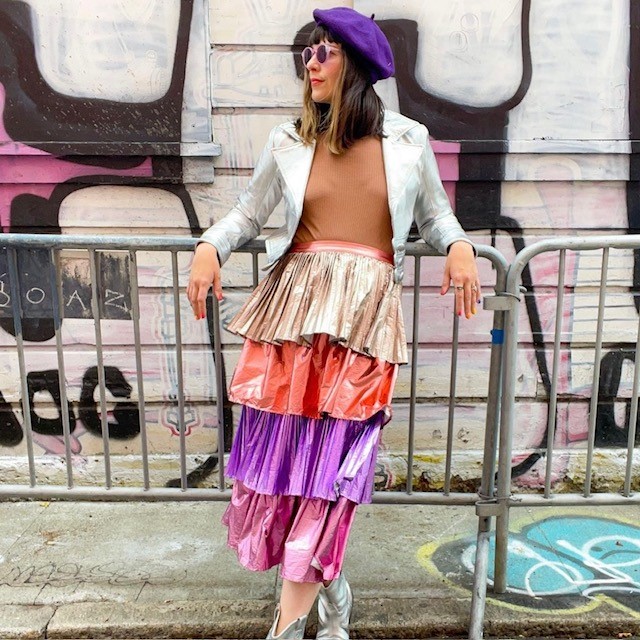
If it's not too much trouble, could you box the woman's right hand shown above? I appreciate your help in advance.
[187,243,223,320]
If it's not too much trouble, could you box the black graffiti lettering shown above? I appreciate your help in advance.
[595,349,640,447]
[78,366,140,439]
[0,366,139,447]
[104,288,128,313]
[27,370,77,436]
[0,275,10,308]
[0,390,23,447]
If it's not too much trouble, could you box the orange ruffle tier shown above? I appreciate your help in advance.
[229,334,398,421]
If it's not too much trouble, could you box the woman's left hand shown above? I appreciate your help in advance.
[440,241,481,319]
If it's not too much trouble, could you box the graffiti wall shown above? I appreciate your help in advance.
[211,0,639,492]
[0,0,638,491]
[0,0,221,484]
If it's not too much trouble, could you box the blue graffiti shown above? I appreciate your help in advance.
[432,516,640,609]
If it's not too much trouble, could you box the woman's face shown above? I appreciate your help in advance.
[305,40,343,104]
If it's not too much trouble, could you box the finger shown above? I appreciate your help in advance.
[470,283,478,316]
[188,282,203,320]
[195,284,209,320]
[454,283,464,316]
[441,270,450,296]
[464,282,472,319]
[213,269,223,302]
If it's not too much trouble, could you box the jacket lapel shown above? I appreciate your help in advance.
[272,139,316,217]
[382,135,422,216]
[271,116,422,224]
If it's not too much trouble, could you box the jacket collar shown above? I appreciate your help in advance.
[275,110,418,142]
[272,111,422,216]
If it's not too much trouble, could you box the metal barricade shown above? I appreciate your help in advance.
[493,235,640,599]
[0,233,508,639]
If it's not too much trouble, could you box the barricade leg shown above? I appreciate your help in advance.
[468,295,506,638]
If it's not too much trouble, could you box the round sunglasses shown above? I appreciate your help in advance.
[300,44,341,66]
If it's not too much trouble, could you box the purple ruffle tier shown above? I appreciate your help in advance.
[226,405,382,504]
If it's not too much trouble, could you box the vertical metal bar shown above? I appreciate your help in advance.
[468,525,491,640]
[172,251,188,491]
[494,290,521,594]
[128,250,150,490]
[584,247,609,498]
[468,268,507,639]
[211,295,226,491]
[478,277,507,502]
[252,252,259,289]
[444,309,460,495]
[7,248,37,487]
[88,249,112,489]
[49,249,74,489]
[406,256,421,494]
[544,249,566,498]
[624,294,640,496]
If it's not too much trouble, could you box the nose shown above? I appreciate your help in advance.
[305,52,319,70]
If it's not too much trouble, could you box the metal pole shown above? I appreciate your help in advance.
[584,247,609,498]
[7,248,37,486]
[493,289,521,594]
[444,307,460,496]
[49,249,74,489]
[468,265,507,640]
[544,249,566,497]
[624,303,640,496]
[406,256,421,494]
[88,249,112,489]
[128,250,150,490]
[211,295,226,492]
[172,251,188,490]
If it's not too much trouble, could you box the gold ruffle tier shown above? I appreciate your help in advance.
[226,246,407,364]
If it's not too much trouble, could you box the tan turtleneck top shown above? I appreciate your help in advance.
[292,135,393,254]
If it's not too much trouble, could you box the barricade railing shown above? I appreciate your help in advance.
[0,234,506,505]
[493,235,640,599]
[0,233,508,639]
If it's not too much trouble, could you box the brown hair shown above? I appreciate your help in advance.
[295,25,385,154]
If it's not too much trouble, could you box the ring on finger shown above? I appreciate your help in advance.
[455,285,464,291]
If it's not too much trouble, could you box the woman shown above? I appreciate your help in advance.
[188,7,480,639]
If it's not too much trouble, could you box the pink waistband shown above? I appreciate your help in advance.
[289,241,394,265]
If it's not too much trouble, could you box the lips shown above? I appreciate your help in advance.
[310,78,323,85]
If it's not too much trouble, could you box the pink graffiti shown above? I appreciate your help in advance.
[0,83,154,232]
[431,138,460,208]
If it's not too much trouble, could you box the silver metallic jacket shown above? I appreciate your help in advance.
[200,110,473,283]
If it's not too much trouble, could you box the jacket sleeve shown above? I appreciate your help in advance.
[198,125,283,266]
[413,124,475,256]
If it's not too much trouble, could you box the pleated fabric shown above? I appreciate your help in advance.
[226,241,407,364]
[229,335,397,420]
[222,242,405,583]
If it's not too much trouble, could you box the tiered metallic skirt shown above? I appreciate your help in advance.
[222,241,406,582]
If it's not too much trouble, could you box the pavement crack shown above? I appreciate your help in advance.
[43,604,57,639]
[33,582,47,606]
[134,580,148,602]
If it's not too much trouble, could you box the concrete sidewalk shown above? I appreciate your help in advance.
[0,499,638,639]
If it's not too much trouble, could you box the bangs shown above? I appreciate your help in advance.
[308,24,339,46]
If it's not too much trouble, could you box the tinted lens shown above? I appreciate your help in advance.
[316,44,328,63]
[301,45,330,65]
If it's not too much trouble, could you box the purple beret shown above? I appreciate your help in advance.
[312,7,394,84]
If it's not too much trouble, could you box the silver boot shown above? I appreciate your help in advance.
[266,604,308,640]
[316,573,353,640]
